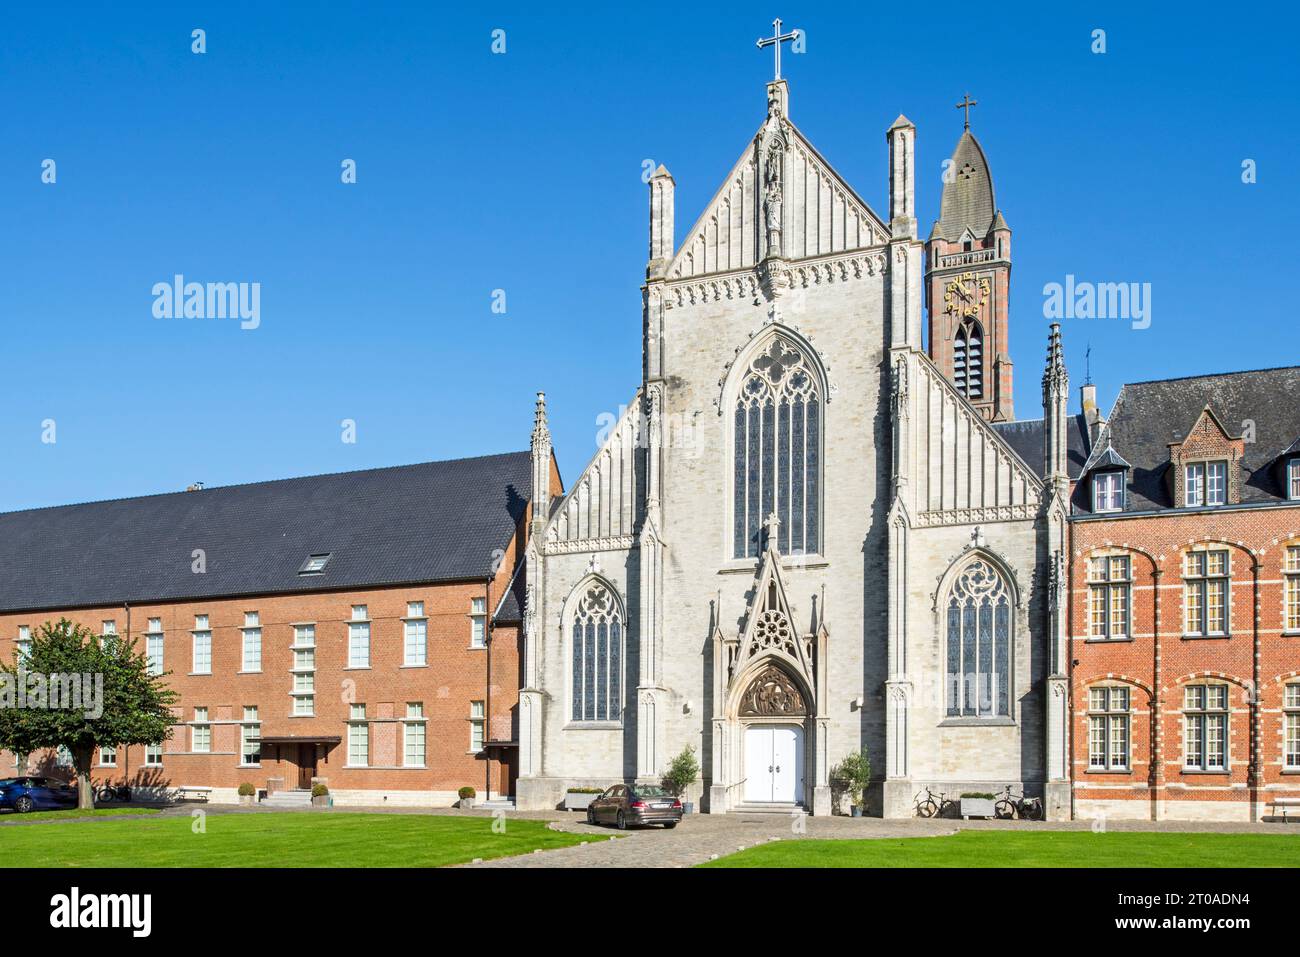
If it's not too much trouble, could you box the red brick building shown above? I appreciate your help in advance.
[1068,367,1300,821]
[0,442,562,807]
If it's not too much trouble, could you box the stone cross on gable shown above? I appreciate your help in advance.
[955,92,978,130]
[756,18,798,81]
[763,511,782,549]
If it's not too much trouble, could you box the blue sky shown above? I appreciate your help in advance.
[2,2,1295,511]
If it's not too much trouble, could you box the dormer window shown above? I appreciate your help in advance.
[1092,471,1124,513]
[299,553,331,575]
[1185,461,1227,507]
[1289,459,1300,501]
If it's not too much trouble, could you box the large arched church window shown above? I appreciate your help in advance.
[570,581,623,722]
[952,320,983,399]
[945,558,1011,717]
[732,336,822,559]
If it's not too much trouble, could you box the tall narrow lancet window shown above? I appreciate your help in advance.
[732,336,822,558]
[570,581,623,722]
[952,320,983,399]
[944,558,1012,717]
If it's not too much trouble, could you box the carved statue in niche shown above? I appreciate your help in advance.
[738,663,807,716]
[763,145,784,258]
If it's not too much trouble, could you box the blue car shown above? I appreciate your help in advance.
[0,776,79,813]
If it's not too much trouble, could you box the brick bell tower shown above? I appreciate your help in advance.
[925,95,1014,422]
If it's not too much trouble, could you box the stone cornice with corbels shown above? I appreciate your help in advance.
[664,248,888,310]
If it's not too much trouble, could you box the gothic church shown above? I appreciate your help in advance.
[518,73,1076,819]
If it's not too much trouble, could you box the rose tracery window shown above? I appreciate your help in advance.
[732,337,822,559]
[944,558,1012,717]
[571,581,623,722]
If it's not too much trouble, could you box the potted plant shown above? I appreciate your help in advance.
[830,747,871,817]
[458,785,477,809]
[662,745,700,813]
[563,786,603,811]
[310,783,330,808]
[959,792,996,819]
[237,782,256,807]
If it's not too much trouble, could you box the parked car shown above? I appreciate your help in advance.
[0,777,79,813]
[586,783,682,829]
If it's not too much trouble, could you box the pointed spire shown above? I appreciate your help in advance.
[530,391,552,533]
[1043,323,1066,388]
[1042,324,1069,486]
[531,391,549,446]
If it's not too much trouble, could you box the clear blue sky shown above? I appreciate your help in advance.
[2,2,1295,511]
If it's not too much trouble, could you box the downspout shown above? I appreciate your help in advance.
[124,602,131,785]
[1250,555,1262,821]
[484,575,492,803]
[1066,522,1075,822]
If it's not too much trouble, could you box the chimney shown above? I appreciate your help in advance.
[1080,382,1102,443]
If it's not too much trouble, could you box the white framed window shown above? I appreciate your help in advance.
[56,745,72,768]
[1285,546,1300,634]
[16,625,31,662]
[1285,684,1300,771]
[1185,461,1227,507]
[291,623,316,716]
[404,602,427,666]
[144,743,163,767]
[1184,549,1229,636]
[1184,684,1228,771]
[1184,463,1203,507]
[101,620,116,636]
[348,606,370,668]
[1087,686,1130,771]
[403,702,426,767]
[347,704,368,766]
[1092,471,1124,512]
[192,707,211,753]
[299,553,331,575]
[240,706,261,765]
[98,745,117,767]
[1289,459,1300,501]
[145,618,164,676]
[192,616,212,674]
[470,597,487,648]
[469,700,485,752]
[1088,555,1131,640]
[241,612,262,672]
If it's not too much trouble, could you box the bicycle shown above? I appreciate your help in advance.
[95,783,132,804]
[915,786,956,819]
[993,785,1043,821]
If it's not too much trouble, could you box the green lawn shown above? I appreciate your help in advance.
[700,830,1300,868]
[0,807,162,823]
[0,812,587,867]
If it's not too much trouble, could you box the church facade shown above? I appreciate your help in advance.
[517,78,1076,819]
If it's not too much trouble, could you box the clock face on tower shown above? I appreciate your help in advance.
[943,271,991,320]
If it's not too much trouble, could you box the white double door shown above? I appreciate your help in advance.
[743,723,804,804]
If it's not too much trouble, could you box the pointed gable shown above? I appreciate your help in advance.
[668,120,888,280]
[938,130,997,238]
[732,543,816,693]
[545,391,642,549]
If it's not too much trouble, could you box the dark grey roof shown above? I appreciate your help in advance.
[1086,444,1132,471]
[991,413,1091,480]
[1072,366,1300,514]
[937,130,997,239]
[0,452,533,613]
[492,556,526,625]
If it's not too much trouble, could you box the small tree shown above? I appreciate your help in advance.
[661,745,700,798]
[830,747,871,810]
[0,619,177,809]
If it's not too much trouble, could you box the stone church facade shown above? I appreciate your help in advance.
[517,77,1076,819]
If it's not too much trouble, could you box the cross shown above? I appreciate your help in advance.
[955,92,978,130]
[763,510,782,548]
[756,18,798,81]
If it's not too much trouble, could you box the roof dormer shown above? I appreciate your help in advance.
[1167,405,1246,508]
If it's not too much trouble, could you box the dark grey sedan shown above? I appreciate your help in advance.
[586,783,682,829]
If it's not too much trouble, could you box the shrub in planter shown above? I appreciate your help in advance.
[238,782,256,805]
[311,783,329,797]
[662,746,700,810]
[830,748,871,816]
[458,785,477,807]
[563,786,603,811]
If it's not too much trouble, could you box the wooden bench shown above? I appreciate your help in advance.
[1269,797,1300,822]
[175,786,212,803]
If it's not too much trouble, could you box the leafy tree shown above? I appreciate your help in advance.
[662,745,700,798]
[0,619,176,808]
[830,747,872,809]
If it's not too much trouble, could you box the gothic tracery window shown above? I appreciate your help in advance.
[732,336,822,558]
[570,581,623,722]
[952,320,983,399]
[945,558,1012,717]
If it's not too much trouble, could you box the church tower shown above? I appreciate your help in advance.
[925,97,1014,422]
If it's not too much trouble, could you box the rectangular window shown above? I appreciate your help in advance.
[1087,686,1130,771]
[1285,684,1300,771]
[404,603,427,667]
[192,629,212,674]
[144,743,163,766]
[1092,471,1123,512]
[1087,555,1131,640]
[469,700,485,752]
[1285,546,1300,634]
[1290,460,1300,501]
[242,612,262,672]
[16,625,31,662]
[241,706,261,765]
[1205,461,1227,506]
[145,618,164,676]
[1184,463,1204,507]
[348,607,370,668]
[1184,550,1229,637]
[404,702,426,767]
[291,623,316,716]
[1184,684,1228,771]
[98,745,117,767]
[192,707,211,753]
[470,597,487,648]
[101,620,116,636]
[348,704,368,766]
[56,746,72,768]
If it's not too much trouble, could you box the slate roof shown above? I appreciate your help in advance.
[991,413,1091,480]
[1073,366,1300,514]
[936,130,998,239]
[0,452,533,614]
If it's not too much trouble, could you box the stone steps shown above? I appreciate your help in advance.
[261,790,313,808]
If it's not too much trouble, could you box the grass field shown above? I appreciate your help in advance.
[0,812,588,867]
[0,807,162,823]
[700,830,1300,868]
